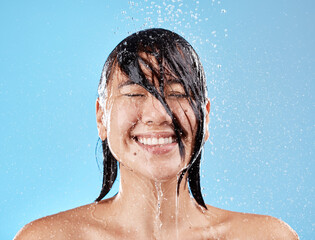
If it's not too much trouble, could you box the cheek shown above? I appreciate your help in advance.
[108,100,139,138]
[106,100,140,165]
[168,100,197,137]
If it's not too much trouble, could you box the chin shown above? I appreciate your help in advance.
[146,166,183,183]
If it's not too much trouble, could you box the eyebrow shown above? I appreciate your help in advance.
[118,80,138,89]
[118,78,183,89]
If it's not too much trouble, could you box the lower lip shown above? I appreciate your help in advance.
[135,140,178,155]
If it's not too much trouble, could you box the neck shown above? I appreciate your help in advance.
[109,164,206,238]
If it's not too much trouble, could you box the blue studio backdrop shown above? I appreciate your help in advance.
[0,0,314,239]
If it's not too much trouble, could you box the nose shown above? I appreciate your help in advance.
[141,95,172,125]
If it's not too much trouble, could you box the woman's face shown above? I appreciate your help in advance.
[97,60,204,182]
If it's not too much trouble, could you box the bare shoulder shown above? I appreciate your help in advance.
[206,205,299,239]
[14,202,100,240]
[233,212,298,239]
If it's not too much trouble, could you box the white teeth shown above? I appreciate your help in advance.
[137,137,175,145]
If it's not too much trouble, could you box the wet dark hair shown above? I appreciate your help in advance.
[96,28,208,209]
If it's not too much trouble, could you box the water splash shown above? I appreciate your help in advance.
[154,182,163,239]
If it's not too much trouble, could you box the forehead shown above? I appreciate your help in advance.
[109,54,184,90]
[137,52,178,80]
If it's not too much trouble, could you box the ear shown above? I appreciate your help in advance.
[204,98,211,142]
[96,98,107,141]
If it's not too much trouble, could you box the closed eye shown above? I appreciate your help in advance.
[167,92,188,98]
[124,94,145,97]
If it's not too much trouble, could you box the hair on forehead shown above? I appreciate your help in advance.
[97,28,208,209]
[100,29,206,93]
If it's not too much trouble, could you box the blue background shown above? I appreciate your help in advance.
[0,0,313,239]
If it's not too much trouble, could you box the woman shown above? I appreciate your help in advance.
[15,28,298,239]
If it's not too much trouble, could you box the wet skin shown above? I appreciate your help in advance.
[14,199,298,240]
[14,64,298,240]
[100,66,199,182]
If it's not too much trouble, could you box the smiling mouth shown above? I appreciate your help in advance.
[132,135,178,154]
[137,136,176,145]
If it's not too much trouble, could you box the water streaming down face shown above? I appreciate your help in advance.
[154,182,163,239]
[96,28,209,209]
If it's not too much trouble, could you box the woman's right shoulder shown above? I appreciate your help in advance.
[14,214,68,240]
[14,202,99,240]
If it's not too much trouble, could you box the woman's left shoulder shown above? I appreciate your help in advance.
[205,205,298,239]
[229,211,299,239]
